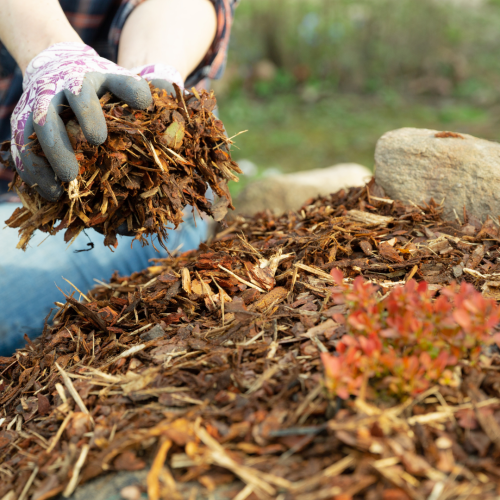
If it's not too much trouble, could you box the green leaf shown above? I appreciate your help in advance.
[162,121,185,149]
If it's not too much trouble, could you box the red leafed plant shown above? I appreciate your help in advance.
[321,269,500,400]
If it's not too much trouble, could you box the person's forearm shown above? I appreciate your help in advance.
[118,0,217,81]
[0,0,82,74]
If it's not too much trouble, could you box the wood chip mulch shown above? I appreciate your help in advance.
[1,179,500,500]
[4,84,239,250]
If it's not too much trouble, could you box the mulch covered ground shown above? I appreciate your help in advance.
[1,179,500,500]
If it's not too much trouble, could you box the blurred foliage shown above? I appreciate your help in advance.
[216,0,500,194]
[227,0,500,99]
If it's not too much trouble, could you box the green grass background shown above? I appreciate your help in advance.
[214,0,500,195]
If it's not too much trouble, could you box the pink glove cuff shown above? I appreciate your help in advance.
[131,64,184,89]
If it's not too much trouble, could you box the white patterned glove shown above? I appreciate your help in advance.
[130,63,184,92]
[11,42,152,201]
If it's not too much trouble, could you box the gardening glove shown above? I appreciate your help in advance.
[11,42,152,202]
[130,63,184,93]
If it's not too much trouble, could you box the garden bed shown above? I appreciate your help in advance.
[1,180,499,499]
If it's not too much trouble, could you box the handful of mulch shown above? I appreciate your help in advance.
[4,84,241,250]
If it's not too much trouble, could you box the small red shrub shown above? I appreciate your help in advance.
[321,270,500,400]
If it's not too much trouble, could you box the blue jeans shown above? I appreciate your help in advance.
[0,203,207,356]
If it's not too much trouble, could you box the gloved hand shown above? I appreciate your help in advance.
[10,42,153,201]
[130,63,184,92]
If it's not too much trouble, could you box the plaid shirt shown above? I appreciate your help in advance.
[0,0,237,150]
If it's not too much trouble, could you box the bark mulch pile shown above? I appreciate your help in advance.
[1,180,500,500]
[4,84,239,250]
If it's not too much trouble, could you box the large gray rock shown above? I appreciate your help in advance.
[235,163,371,216]
[374,128,500,221]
